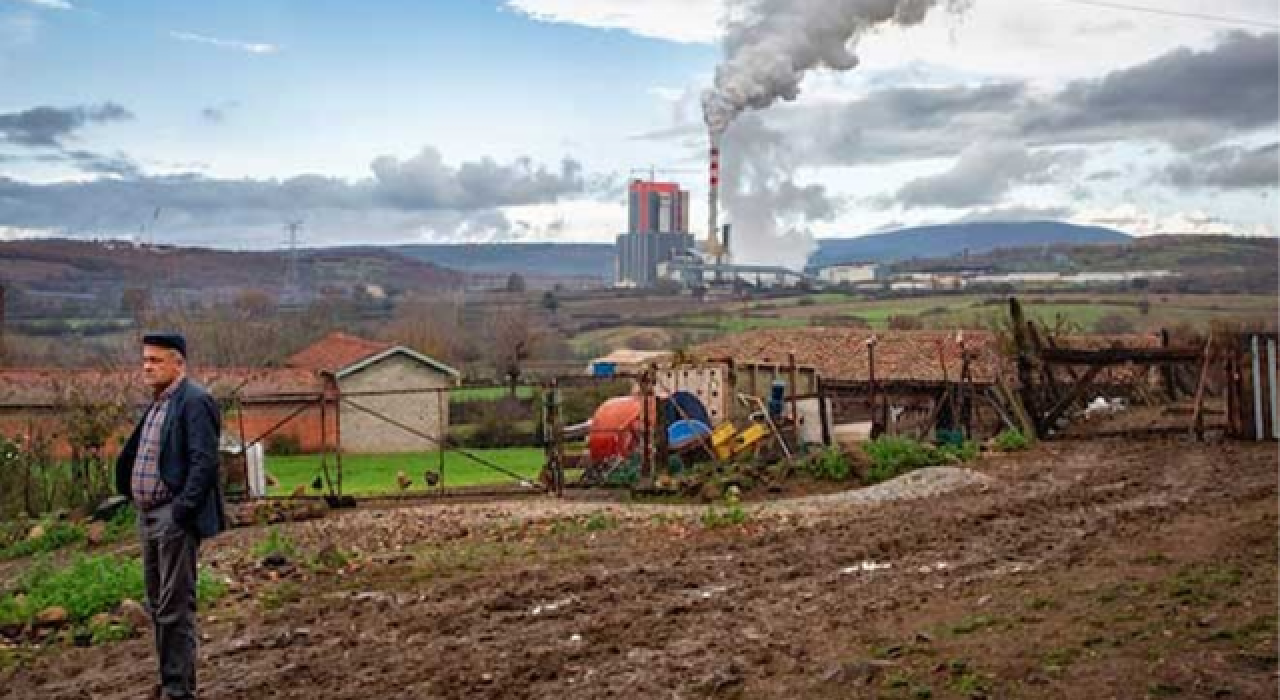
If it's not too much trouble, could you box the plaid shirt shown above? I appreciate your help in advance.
[131,379,182,510]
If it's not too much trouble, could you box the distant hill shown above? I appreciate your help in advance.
[390,223,1133,280]
[391,243,615,280]
[808,221,1131,268]
[0,239,463,317]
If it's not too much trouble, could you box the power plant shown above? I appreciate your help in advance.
[615,132,809,290]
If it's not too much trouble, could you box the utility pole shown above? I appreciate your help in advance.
[284,220,303,300]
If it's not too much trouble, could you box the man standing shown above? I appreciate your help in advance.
[116,333,226,700]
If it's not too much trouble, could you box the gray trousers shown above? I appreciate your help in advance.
[139,503,202,699]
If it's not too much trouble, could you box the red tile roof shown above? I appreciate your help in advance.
[694,329,1165,386]
[0,368,324,407]
[285,332,394,373]
[695,329,1006,384]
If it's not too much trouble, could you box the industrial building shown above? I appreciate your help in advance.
[616,179,695,287]
[817,262,879,285]
[615,135,817,290]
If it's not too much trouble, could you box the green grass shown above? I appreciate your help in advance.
[266,447,546,496]
[679,315,811,333]
[0,554,226,627]
[450,386,535,402]
[0,522,85,561]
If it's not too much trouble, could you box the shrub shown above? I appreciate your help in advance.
[993,429,1030,452]
[0,554,226,626]
[462,398,530,448]
[266,434,302,456]
[862,436,978,484]
[806,447,852,481]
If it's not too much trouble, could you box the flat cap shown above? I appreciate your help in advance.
[142,332,187,358]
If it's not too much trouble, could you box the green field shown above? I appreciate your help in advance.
[265,447,546,496]
[682,293,1277,333]
[678,315,812,333]
[450,386,535,402]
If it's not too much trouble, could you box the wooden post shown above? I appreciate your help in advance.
[867,336,880,437]
[1269,338,1278,440]
[1251,334,1264,441]
[655,395,670,481]
[1189,335,1213,441]
[817,377,832,447]
[1009,297,1040,436]
[640,368,653,484]
[318,389,334,497]
[437,388,446,489]
[333,377,344,497]
[1160,329,1178,401]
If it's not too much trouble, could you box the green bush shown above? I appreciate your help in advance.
[266,434,302,456]
[806,447,852,481]
[461,398,530,448]
[863,436,979,484]
[993,429,1030,452]
[0,554,227,626]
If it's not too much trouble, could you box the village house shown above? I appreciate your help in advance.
[0,332,460,458]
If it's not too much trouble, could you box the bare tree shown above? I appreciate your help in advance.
[52,367,140,508]
[487,308,542,393]
[381,298,470,366]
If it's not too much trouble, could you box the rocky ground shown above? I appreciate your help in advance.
[2,429,1275,699]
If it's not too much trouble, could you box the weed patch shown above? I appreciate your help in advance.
[947,615,999,636]
[701,504,749,529]
[259,581,302,611]
[863,437,978,484]
[805,447,852,481]
[0,554,226,626]
[0,522,85,561]
[992,429,1030,452]
[252,527,299,562]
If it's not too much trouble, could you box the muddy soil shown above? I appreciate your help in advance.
[2,433,1275,699]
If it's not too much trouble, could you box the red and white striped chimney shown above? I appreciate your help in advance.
[708,133,721,253]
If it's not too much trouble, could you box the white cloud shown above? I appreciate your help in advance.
[1073,205,1275,237]
[502,198,627,243]
[0,225,56,240]
[169,31,279,55]
[505,0,724,43]
[8,0,71,10]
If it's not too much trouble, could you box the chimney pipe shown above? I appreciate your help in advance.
[708,132,720,258]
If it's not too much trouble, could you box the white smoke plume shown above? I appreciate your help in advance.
[721,114,838,270]
[703,0,970,134]
[703,0,967,271]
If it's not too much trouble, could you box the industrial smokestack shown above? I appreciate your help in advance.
[708,132,721,255]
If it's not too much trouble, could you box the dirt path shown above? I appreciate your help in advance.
[3,437,1275,699]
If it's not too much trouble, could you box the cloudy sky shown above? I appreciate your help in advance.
[0,0,1276,257]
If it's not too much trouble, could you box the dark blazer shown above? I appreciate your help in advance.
[115,377,227,538]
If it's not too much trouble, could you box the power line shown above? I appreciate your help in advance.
[1038,0,1279,30]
